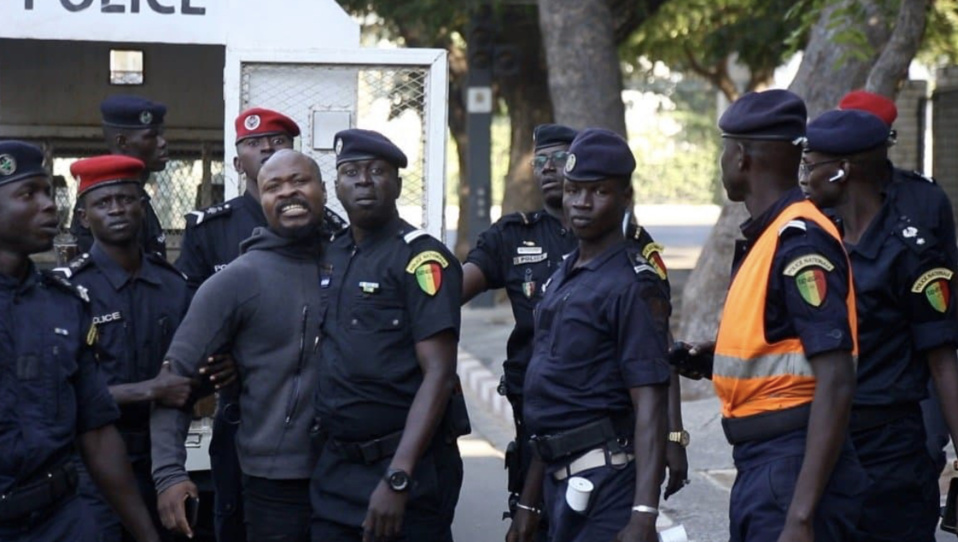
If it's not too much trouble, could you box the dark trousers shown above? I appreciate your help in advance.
[210,409,247,542]
[76,453,168,542]
[506,393,549,542]
[852,412,940,542]
[242,475,311,542]
[0,494,96,542]
[311,441,463,542]
[541,460,635,542]
[729,429,866,542]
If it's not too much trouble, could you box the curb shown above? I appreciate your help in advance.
[457,348,514,427]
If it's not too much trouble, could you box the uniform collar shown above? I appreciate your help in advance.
[740,187,806,242]
[563,240,627,274]
[346,214,407,249]
[90,243,162,290]
[844,197,893,260]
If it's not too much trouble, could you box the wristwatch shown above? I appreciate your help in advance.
[384,468,411,492]
[668,430,690,447]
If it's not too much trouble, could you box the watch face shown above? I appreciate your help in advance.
[387,470,410,492]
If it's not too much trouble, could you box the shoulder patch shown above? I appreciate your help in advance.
[912,268,953,313]
[402,229,430,244]
[323,207,348,234]
[641,242,668,280]
[783,254,835,276]
[778,220,807,236]
[41,271,90,303]
[911,268,954,294]
[186,203,233,227]
[406,250,450,296]
[54,252,93,278]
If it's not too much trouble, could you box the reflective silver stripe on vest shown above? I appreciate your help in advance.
[713,351,814,380]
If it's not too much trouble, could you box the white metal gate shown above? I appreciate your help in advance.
[225,49,449,239]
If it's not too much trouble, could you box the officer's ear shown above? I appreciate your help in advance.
[113,132,129,153]
[395,174,403,196]
[233,155,242,175]
[736,141,751,171]
[76,200,89,229]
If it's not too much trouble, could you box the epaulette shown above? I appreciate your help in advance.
[895,168,936,185]
[52,252,93,279]
[323,207,348,234]
[778,219,808,237]
[893,220,934,254]
[146,251,189,281]
[41,270,90,303]
[403,228,432,244]
[185,203,233,227]
[499,211,540,227]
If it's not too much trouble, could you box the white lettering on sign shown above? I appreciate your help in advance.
[24,0,205,15]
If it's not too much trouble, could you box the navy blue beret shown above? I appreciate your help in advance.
[101,95,167,129]
[533,124,577,150]
[334,129,408,169]
[719,89,807,142]
[805,110,890,156]
[0,141,47,188]
[563,128,635,182]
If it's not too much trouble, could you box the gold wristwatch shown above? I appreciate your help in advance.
[668,430,690,447]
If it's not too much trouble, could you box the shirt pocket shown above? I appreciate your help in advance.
[344,299,406,380]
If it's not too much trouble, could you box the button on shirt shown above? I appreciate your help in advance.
[69,245,190,431]
[847,199,958,406]
[314,217,462,442]
[176,192,266,290]
[733,189,854,357]
[523,241,672,437]
[0,266,118,494]
[886,166,958,266]
[466,210,668,393]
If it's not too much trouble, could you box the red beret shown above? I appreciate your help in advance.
[72,155,144,197]
[235,108,301,143]
[838,90,898,126]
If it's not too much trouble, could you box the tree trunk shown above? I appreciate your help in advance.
[538,0,627,135]
[447,47,473,260]
[498,5,555,215]
[865,0,931,97]
[677,0,924,396]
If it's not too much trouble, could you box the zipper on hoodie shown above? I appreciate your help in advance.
[283,304,309,426]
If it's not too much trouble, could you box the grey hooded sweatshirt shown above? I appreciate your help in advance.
[151,227,324,492]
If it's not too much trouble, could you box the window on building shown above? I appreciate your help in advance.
[110,50,144,85]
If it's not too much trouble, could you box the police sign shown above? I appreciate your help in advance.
[23,0,206,15]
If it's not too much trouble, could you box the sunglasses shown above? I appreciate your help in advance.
[531,151,570,170]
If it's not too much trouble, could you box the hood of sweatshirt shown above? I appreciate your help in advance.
[240,225,324,260]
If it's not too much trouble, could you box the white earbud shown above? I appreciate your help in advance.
[828,169,846,182]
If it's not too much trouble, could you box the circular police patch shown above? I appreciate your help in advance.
[334,137,343,156]
[244,114,261,130]
[564,153,576,173]
[139,110,153,125]
[0,154,16,176]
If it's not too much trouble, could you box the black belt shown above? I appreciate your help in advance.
[850,403,920,432]
[330,430,404,465]
[722,404,811,445]
[531,417,632,463]
[0,461,78,523]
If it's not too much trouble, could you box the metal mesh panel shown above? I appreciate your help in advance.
[241,63,431,229]
[50,152,225,235]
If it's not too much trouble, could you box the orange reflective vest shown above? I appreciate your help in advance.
[713,200,857,419]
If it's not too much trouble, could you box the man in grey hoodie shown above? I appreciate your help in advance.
[150,150,327,542]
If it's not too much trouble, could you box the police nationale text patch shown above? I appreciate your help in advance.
[642,242,668,280]
[405,250,449,273]
[912,268,953,313]
[783,254,835,276]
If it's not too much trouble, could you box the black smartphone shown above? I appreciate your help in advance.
[184,495,200,529]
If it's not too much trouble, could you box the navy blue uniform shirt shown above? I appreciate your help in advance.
[886,166,958,265]
[848,199,958,406]
[61,244,190,431]
[0,264,118,494]
[467,210,668,394]
[523,241,672,438]
[314,217,462,442]
[733,188,854,357]
[70,191,166,259]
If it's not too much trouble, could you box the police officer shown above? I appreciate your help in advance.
[57,155,205,541]
[839,90,958,474]
[152,150,328,542]
[311,129,464,542]
[69,95,169,258]
[802,109,958,542]
[505,128,671,542]
[173,107,324,542]
[463,125,686,524]
[0,141,160,542]
[674,90,866,541]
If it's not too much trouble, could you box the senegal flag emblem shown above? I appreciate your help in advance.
[415,262,443,295]
[925,279,950,313]
[795,268,826,307]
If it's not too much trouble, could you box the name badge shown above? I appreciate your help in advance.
[516,246,543,255]
[92,311,122,325]
[359,281,380,294]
